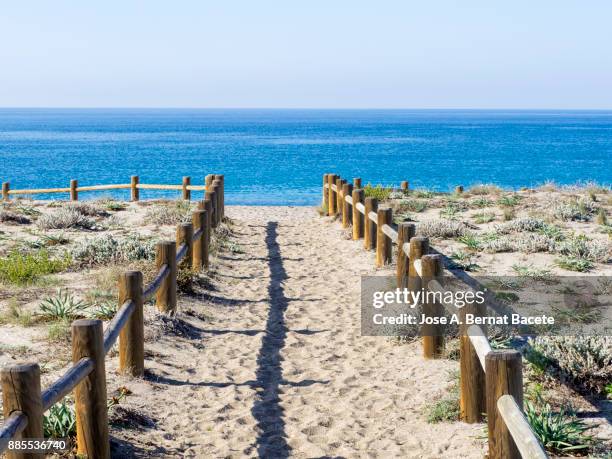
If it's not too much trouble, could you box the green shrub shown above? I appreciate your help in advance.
[44,401,76,438]
[555,233,610,263]
[426,398,460,423]
[71,234,156,267]
[471,197,494,208]
[449,251,479,271]
[551,198,597,221]
[525,397,593,455]
[412,189,434,199]
[88,302,117,320]
[473,212,495,223]
[458,234,481,250]
[0,250,69,285]
[363,184,391,200]
[399,199,428,213]
[39,290,89,320]
[512,264,552,281]
[555,256,593,272]
[497,194,522,207]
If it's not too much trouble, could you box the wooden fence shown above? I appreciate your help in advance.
[323,173,547,459]
[1,175,222,202]
[0,174,225,459]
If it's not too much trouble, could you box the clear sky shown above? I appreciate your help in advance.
[1,1,611,108]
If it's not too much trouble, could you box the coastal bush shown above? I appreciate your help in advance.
[71,234,156,267]
[550,197,597,221]
[480,233,555,254]
[37,207,96,230]
[412,189,434,199]
[66,201,108,217]
[494,217,546,234]
[0,211,31,224]
[457,234,480,250]
[363,184,391,201]
[555,256,593,272]
[398,199,428,213]
[88,302,117,320]
[467,184,502,195]
[144,201,192,225]
[416,219,471,239]
[473,212,495,224]
[512,264,553,281]
[497,194,522,207]
[528,336,612,395]
[596,208,608,225]
[0,249,69,285]
[44,401,77,439]
[449,251,479,271]
[555,233,611,263]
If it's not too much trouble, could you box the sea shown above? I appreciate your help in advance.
[0,109,610,205]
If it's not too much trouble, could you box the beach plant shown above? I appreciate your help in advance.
[471,197,494,208]
[103,200,127,212]
[458,234,481,250]
[555,233,610,263]
[468,184,501,195]
[44,401,76,439]
[416,219,471,239]
[473,212,495,224]
[15,205,41,217]
[528,336,612,395]
[0,249,69,285]
[449,251,479,271]
[399,199,428,213]
[144,201,192,225]
[71,234,156,267]
[494,217,546,234]
[66,201,107,217]
[439,203,462,220]
[550,197,597,222]
[512,264,553,281]
[596,208,608,226]
[39,290,89,320]
[88,302,117,320]
[497,194,522,207]
[481,233,554,254]
[555,256,593,272]
[47,319,71,342]
[412,189,434,199]
[425,372,460,423]
[0,300,34,327]
[363,184,392,201]
[37,207,96,230]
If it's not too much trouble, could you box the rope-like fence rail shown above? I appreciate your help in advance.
[322,173,547,459]
[2,175,211,202]
[0,174,225,458]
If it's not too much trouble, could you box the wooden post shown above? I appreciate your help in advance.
[214,174,224,220]
[205,174,214,189]
[352,189,364,240]
[460,305,487,423]
[486,350,523,459]
[353,177,362,188]
[327,174,337,216]
[212,179,222,226]
[408,236,429,293]
[192,210,206,270]
[203,198,212,268]
[155,241,177,314]
[182,176,191,201]
[322,173,329,209]
[364,197,378,251]
[396,223,415,287]
[376,208,393,267]
[118,271,144,376]
[455,185,464,195]
[131,175,139,201]
[401,181,409,191]
[205,190,217,229]
[1,363,43,459]
[336,179,346,217]
[70,179,78,201]
[421,254,445,359]
[177,222,194,269]
[72,319,110,459]
[342,183,353,228]
[2,182,9,201]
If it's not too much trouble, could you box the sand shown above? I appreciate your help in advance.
[107,206,485,458]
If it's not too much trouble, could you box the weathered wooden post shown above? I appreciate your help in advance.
[353,177,362,188]
[342,183,353,228]
[155,241,177,314]
[131,175,139,201]
[182,176,191,201]
[1,363,43,459]
[322,174,329,209]
[364,197,378,250]
[70,179,78,201]
[352,189,364,240]
[408,236,428,293]
[205,189,217,229]
[118,271,144,376]
[421,254,445,359]
[486,350,523,459]
[212,179,222,226]
[72,319,110,459]
[192,210,206,270]
[176,222,194,269]
[396,223,415,288]
[2,182,9,201]
[455,185,464,195]
[401,181,409,191]
[327,174,337,216]
[214,174,224,219]
[460,327,487,423]
[203,198,212,267]
[335,178,344,217]
[376,208,393,267]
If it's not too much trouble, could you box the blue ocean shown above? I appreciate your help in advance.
[0,109,610,205]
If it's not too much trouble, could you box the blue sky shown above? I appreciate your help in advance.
[1,1,611,108]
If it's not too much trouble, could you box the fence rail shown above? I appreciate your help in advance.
[322,173,547,459]
[2,175,211,202]
[0,174,225,458]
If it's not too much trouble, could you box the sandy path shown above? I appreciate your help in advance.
[112,206,485,458]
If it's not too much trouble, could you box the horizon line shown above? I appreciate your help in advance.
[1,106,612,111]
